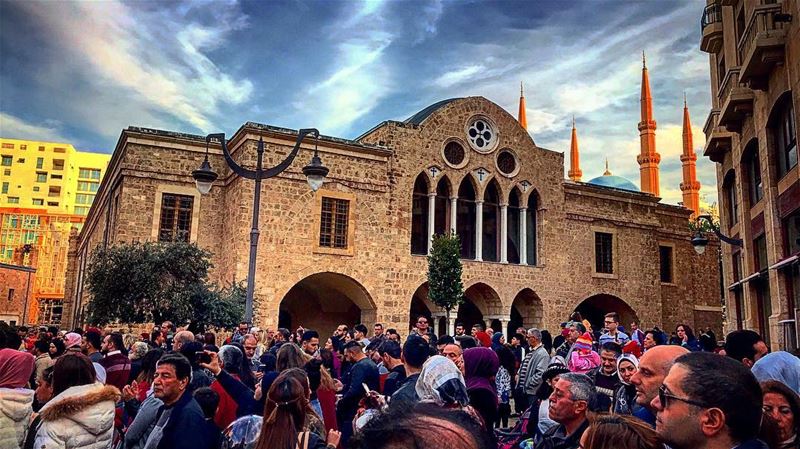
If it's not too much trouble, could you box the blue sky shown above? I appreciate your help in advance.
[0,0,717,207]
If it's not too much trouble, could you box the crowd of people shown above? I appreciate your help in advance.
[0,311,798,449]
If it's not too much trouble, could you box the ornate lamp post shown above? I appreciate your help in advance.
[691,214,743,255]
[192,128,329,323]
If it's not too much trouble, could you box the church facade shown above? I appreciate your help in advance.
[63,65,722,338]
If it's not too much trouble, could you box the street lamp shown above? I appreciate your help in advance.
[691,214,743,255]
[192,127,328,324]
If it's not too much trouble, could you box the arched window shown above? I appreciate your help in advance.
[526,191,538,265]
[411,173,429,255]
[742,139,762,207]
[482,180,501,262]
[507,188,522,264]
[457,178,477,259]
[770,94,797,179]
[434,177,451,236]
[722,170,738,229]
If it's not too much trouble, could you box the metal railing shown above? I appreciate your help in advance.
[737,3,786,64]
[701,3,723,29]
[718,67,742,104]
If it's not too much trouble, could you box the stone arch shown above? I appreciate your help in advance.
[411,172,430,255]
[482,179,502,262]
[524,189,540,265]
[507,187,523,264]
[457,177,477,259]
[434,175,453,236]
[279,272,377,338]
[458,282,503,333]
[409,282,447,336]
[574,294,639,334]
[509,288,544,336]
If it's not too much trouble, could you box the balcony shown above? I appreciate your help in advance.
[720,0,736,5]
[700,3,724,53]
[703,109,735,163]
[737,3,788,90]
[717,67,754,133]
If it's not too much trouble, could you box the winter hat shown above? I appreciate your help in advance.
[573,332,593,352]
[542,361,570,383]
[474,331,492,348]
[623,340,642,358]
[64,332,82,349]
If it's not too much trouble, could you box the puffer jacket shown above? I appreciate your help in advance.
[34,383,120,449]
[0,387,35,449]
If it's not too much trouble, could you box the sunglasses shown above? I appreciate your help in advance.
[658,384,707,409]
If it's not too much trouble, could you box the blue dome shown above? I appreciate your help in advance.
[586,175,640,192]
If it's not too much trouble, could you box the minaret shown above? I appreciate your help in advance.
[637,52,661,196]
[568,116,582,181]
[518,82,527,130]
[680,95,701,218]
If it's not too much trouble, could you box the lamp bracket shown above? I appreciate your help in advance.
[697,214,743,247]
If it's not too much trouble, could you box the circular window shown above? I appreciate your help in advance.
[496,149,519,177]
[466,117,498,153]
[443,141,465,166]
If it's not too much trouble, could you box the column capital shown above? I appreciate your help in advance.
[500,202,508,208]
[427,192,437,197]
[475,200,484,205]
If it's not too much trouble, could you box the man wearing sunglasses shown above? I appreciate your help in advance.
[652,352,766,449]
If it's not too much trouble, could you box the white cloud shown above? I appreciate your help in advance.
[0,113,70,143]
[433,65,486,88]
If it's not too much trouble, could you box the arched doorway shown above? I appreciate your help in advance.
[458,282,502,334]
[574,294,639,334]
[279,272,377,338]
[410,283,447,336]
[509,288,543,336]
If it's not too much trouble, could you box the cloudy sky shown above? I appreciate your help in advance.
[0,0,718,207]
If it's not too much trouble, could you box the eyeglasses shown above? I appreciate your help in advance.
[417,320,427,325]
[658,384,707,409]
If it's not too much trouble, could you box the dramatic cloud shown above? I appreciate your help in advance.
[0,113,70,143]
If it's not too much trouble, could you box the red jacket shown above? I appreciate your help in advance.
[211,374,240,429]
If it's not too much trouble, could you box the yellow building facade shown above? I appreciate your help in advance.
[0,138,109,325]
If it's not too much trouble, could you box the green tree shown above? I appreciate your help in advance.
[426,232,465,329]
[85,241,243,330]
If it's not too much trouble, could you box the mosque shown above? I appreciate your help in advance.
[63,57,722,337]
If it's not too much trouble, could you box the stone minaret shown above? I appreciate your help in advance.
[568,116,582,181]
[637,52,661,196]
[680,96,701,218]
[518,82,527,130]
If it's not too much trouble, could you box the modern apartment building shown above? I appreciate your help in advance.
[700,0,798,350]
[0,138,110,325]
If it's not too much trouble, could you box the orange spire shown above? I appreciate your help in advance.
[518,82,527,130]
[637,51,661,196]
[568,116,582,182]
[680,96,701,218]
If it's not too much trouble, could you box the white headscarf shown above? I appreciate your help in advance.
[415,355,469,407]
[616,353,639,385]
[93,362,107,385]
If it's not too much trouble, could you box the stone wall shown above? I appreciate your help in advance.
[0,263,36,325]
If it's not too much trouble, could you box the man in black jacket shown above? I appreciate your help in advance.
[146,353,216,449]
[336,341,379,446]
[390,335,430,406]
[379,340,405,396]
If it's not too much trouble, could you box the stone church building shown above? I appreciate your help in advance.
[63,62,722,337]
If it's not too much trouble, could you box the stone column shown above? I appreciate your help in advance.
[447,314,457,336]
[450,196,458,233]
[475,200,484,261]
[427,193,436,254]
[519,207,527,265]
[500,204,508,263]
[499,316,511,336]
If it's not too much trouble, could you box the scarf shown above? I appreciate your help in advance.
[463,347,499,407]
[0,348,35,388]
[415,355,470,407]
[617,353,639,385]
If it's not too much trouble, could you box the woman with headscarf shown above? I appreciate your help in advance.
[415,355,471,409]
[0,348,36,449]
[462,347,500,433]
[48,339,65,359]
[613,353,639,415]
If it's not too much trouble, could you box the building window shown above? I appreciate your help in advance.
[7,197,19,204]
[1,182,7,194]
[754,235,768,272]
[319,196,350,249]
[53,147,66,153]
[783,209,800,257]
[595,232,614,274]
[74,206,89,215]
[1,156,11,166]
[75,194,94,205]
[716,55,725,90]
[38,146,44,151]
[7,288,13,301]
[37,299,63,325]
[32,186,39,192]
[411,174,429,255]
[32,199,44,206]
[77,181,99,192]
[19,145,26,150]
[36,157,43,169]
[482,181,501,262]
[723,171,738,227]
[52,159,64,171]
[3,169,9,176]
[16,158,24,163]
[48,186,60,197]
[1,143,13,149]
[78,168,101,180]
[47,201,58,207]
[158,194,193,242]
[659,245,674,283]
[774,99,797,179]
[50,174,62,180]
[457,178,477,259]
[732,251,743,282]
[36,172,47,183]
[745,145,763,205]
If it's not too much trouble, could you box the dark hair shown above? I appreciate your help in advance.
[675,352,762,443]
[19,325,29,332]
[52,353,96,397]
[193,387,220,419]
[150,329,162,342]
[386,328,399,336]
[471,323,484,331]
[179,340,204,368]
[541,330,553,354]
[437,335,455,346]
[2,328,22,351]
[512,333,526,343]
[157,353,192,380]
[457,336,477,349]
[137,348,165,384]
[676,324,696,341]
[379,340,401,359]
[349,402,493,449]
[761,380,800,434]
[344,340,364,353]
[582,413,664,449]
[402,335,430,369]
[455,322,464,328]
[277,344,308,371]
[49,339,65,358]
[600,342,623,358]
[354,324,368,335]
[254,368,315,449]
[108,332,125,352]
[645,329,666,346]
[85,330,102,351]
[574,322,587,333]
[34,339,50,354]
[374,323,383,329]
[604,312,619,323]
[301,330,319,343]
[724,330,763,363]
[203,332,216,345]
[277,328,291,341]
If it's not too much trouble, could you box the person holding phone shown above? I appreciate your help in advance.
[336,341,379,447]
